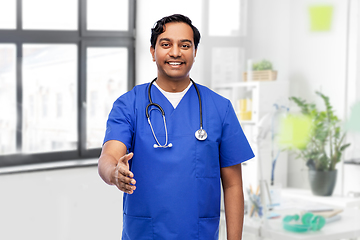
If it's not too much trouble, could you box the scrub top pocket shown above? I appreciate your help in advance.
[195,139,220,178]
[122,214,153,240]
[198,216,220,240]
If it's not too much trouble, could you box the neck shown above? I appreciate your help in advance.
[155,76,191,92]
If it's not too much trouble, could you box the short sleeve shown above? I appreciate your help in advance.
[103,92,135,150]
[219,101,254,168]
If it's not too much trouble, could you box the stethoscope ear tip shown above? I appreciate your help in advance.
[168,143,173,147]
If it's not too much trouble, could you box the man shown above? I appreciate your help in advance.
[98,14,254,240]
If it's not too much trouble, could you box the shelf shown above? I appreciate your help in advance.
[344,159,360,165]
[212,81,258,89]
[212,80,289,190]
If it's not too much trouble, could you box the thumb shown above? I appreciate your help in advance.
[116,152,134,178]
[119,152,134,164]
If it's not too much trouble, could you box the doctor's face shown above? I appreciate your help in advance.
[150,22,197,82]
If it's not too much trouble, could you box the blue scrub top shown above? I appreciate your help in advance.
[104,82,254,240]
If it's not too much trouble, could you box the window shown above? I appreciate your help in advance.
[87,0,129,31]
[208,0,243,36]
[0,0,135,168]
[86,47,128,149]
[22,44,78,154]
[0,44,16,155]
[198,0,247,86]
[0,0,16,29]
[23,0,78,30]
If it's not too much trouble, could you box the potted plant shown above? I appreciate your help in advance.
[288,91,350,196]
[243,59,277,81]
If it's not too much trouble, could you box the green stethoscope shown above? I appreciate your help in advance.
[146,78,208,148]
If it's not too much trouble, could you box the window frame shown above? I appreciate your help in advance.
[201,0,248,87]
[0,0,136,169]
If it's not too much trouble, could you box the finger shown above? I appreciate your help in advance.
[116,181,136,194]
[115,162,134,179]
[118,174,136,185]
[113,166,136,193]
[114,166,133,186]
[121,182,136,192]
[116,162,133,178]
[113,174,136,190]
[115,182,132,193]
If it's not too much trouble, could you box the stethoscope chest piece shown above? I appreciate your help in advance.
[195,128,207,141]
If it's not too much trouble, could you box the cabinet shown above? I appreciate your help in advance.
[212,81,289,190]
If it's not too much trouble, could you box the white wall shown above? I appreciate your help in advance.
[345,0,360,172]
[247,0,290,84]
[287,0,350,194]
[246,0,291,189]
[288,0,348,109]
[249,0,360,195]
[0,166,123,240]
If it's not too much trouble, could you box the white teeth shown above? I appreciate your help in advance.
[168,62,181,65]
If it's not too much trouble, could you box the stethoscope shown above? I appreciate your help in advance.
[146,78,207,148]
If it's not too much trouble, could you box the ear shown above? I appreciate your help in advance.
[150,46,155,62]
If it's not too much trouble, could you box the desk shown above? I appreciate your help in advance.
[243,188,360,240]
[281,188,360,209]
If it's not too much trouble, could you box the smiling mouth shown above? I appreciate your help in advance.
[166,61,184,66]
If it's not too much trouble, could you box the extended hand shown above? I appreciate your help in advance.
[113,153,136,194]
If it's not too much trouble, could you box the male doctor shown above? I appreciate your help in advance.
[98,14,254,240]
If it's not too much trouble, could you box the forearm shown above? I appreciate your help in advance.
[98,140,127,185]
[221,163,245,240]
[98,154,118,185]
[223,184,244,240]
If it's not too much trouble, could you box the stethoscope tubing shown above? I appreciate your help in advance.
[192,79,203,130]
[146,78,205,148]
[147,78,203,127]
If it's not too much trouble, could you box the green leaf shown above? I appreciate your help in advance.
[252,59,273,70]
[288,91,350,171]
[340,143,351,151]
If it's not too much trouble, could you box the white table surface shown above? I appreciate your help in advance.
[280,188,360,209]
[243,188,360,240]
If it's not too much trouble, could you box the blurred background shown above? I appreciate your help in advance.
[0,0,359,239]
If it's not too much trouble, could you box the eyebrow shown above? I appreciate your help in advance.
[180,39,193,45]
[158,37,171,42]
[158,38,193,45]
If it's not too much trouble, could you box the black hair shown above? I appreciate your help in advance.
[150,14,201,49]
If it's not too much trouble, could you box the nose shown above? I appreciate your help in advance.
[169,45,181,58]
